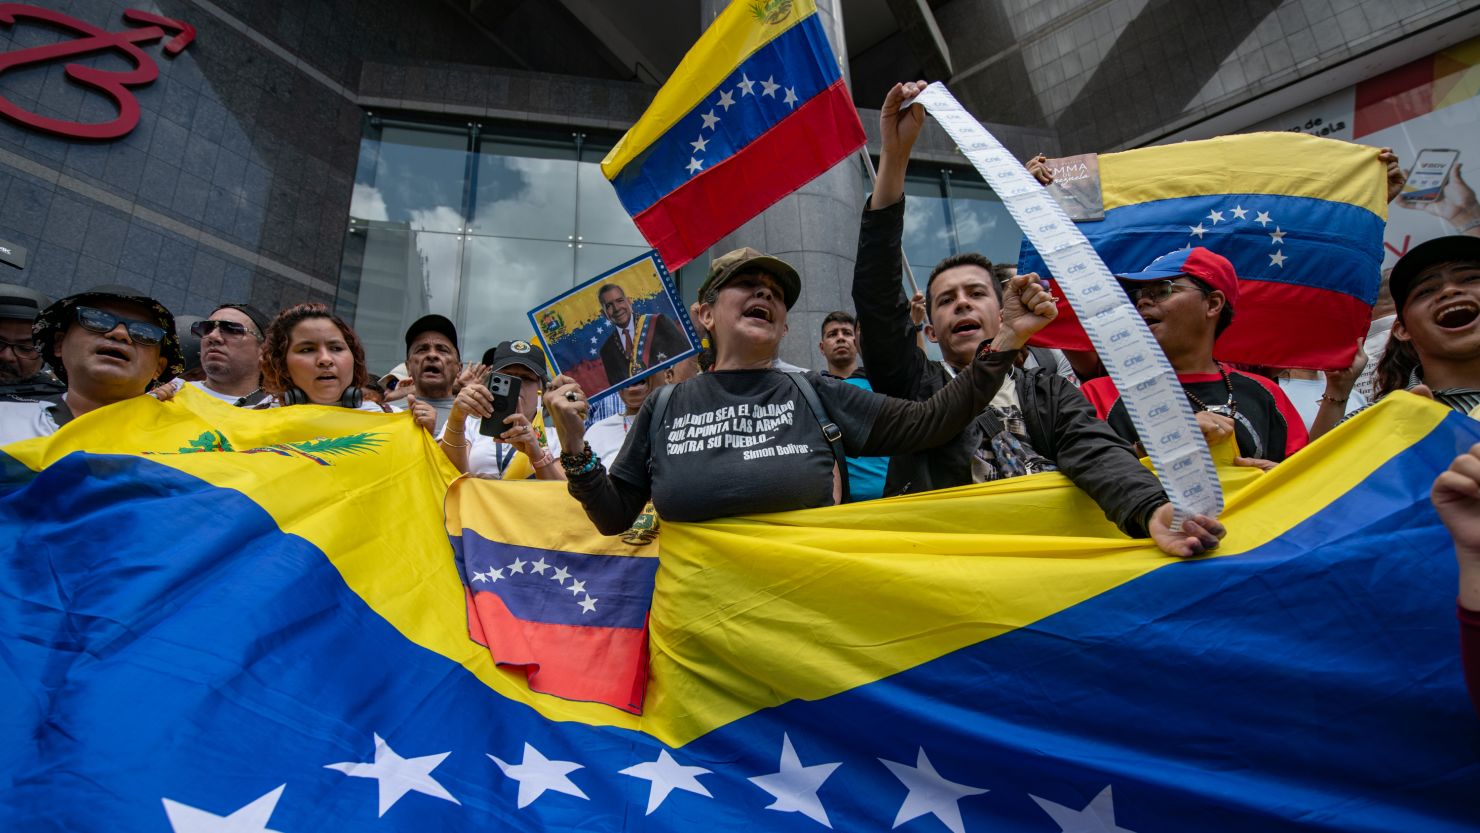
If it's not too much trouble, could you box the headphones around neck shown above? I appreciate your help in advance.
[284,385,363,409]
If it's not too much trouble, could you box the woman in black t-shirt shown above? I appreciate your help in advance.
[545,248,1059,529]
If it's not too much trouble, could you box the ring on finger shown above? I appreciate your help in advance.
[564,391,578,402]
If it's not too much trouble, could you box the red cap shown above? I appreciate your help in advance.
[1116,247,1240,310]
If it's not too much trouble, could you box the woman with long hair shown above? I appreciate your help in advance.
[259,303,395,414]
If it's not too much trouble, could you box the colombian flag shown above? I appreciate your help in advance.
[602,0,866,268]
[3,389,1478,830]
[1020,133,1387,370]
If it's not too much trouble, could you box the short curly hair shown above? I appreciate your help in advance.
[259,303,369,399]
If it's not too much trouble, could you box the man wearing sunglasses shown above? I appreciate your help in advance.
[0,285,183,446]
[0,284,63,398]
[1080,247,1308,465]
[186,304,271,408]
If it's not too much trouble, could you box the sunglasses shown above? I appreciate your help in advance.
[74,305,166,346]
[0,336,39,357]
[191,319,257,339]
[1122,279,1209,304]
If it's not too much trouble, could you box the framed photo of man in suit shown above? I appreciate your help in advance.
[529,251,698,399]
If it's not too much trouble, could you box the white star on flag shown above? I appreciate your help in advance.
[687,158,704,175]
[737,73,756,95]
[1030,785,1138,833]
[589,335,598,344]
[1254,210,1272,227]
[508,558,527,574]
[324,734,460,817]
[568,579,586,596]
[1270,250,1288,267]
[620,749,714,815]
[700,110,720,130]
[748,733,841,828]
[1206,209,1224,224]
[1270,227,1286,244]
[579,596,598,614]
[472,570,491,583]
[551,566,571,583]
[1188,223,1207,239]
[163,785,287,833]
[489,743,588,809]
[878,748,988,833]
[783,87,798,108]
[691,135,708,153]
[487,567,504,583]
[1230,205,1248,219]
[530,557,550,575]
[761,76,779,97]
[716,89,735,111]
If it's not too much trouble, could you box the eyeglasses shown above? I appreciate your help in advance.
[0,336,39,357]
[191,319,257,339]
[74,305,166,346]
[1122,279,1208,304]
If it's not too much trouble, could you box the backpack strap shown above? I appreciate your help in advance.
[645,383,678,464]
[784,372,851,504]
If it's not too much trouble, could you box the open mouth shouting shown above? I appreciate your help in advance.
[92,342,133,364]
[742,302,774,323]
[1434,298,1480,331]
[949,318,982,340]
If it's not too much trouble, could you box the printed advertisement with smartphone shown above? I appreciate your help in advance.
[1248,35,1480,269]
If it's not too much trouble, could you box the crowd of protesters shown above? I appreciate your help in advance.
[1,78,1477,716]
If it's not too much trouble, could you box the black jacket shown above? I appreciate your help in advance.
[851,197,1167,537]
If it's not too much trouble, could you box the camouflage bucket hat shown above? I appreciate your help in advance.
[34,284,185,384]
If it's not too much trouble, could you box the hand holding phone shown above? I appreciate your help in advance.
[477,371,523,437]
[1401,148,1460,203]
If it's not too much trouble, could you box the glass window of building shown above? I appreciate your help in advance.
[340,117,665,375]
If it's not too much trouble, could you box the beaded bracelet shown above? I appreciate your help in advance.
[560,442,599,475]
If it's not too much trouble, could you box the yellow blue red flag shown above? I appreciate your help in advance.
[2,387,1478,830]
[602,0,866,268]
[1020,132,1387,370]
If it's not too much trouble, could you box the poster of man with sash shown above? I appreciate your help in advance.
[530,251,697,398]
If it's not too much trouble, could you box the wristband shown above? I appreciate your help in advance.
[1316,393,1348,406]
[530,449,554,469]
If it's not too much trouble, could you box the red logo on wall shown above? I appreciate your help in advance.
[0,4,194,140]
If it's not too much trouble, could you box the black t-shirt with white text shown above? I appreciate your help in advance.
[611,370,881,522]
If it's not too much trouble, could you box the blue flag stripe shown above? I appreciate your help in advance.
[452,530,657,628]
[1019,193,1384,303]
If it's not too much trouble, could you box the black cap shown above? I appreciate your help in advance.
[1391,235,1480,319]
[212,302,270,338]
[483,339,549,384]
[0,283,48,322]
[405,314,459,352]
[33,284,185,384]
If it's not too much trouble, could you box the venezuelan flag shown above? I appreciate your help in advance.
[1019,132,1387,370]
[3,390,1477,830]
[602,0,866,268]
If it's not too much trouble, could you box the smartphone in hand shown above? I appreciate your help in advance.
[477,371,523,437]
[1401,148,1460,202]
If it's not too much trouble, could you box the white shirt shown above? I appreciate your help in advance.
[586,412,636,468]
[1279,375,1369,429]
[448,410,563,479]
[0,399,58,448]
[186,379,271,408]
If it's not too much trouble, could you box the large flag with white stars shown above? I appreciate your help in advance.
[2,387,1478,831]
[1019,132,1387,371]
[601,0,866,269]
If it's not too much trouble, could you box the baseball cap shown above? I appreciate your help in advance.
[1389,235,1480,319]
[405,314,459,351]
[33,284,184,384]
[484,339,549,384]
[0,283,48,322]
[1116,247,1240,310]
[698,247,801,310]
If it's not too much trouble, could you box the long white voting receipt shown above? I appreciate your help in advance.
[908,82,1222,524]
